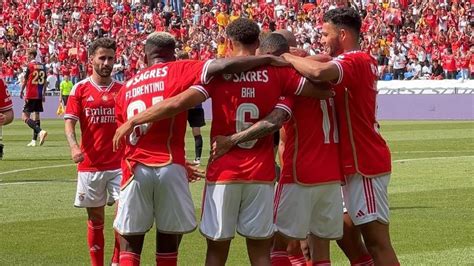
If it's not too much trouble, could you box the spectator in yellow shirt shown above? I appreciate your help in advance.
[59,75,73,107]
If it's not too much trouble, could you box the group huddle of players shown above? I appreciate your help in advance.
[0,7,400,266]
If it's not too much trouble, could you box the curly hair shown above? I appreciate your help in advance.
[226,18,260,45]
[88,37,117,56]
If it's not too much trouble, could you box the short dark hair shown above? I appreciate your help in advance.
[226,18,260,46]
[145,32,176,59]
[88,37,117,56]
[323,7,362,36]
[259,33,289,56]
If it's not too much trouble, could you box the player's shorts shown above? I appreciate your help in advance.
[114,163,196,235]
[200,183,275,241]
[187,108,205,128]
[274,183,343,240]
[23,99,43,113]
[61,95,69,106]
[74,169,121,208]
[342,173,390,226]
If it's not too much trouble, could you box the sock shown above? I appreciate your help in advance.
[25,118,41,134]
[289,253,307,266]
[33,120,41,140]
[111,230,120,264]
[120,251,140,266]
[271,250,292,266]
[156,251,178,266]
[312,260,331,266]
[87,220,104,266]
[194,135,203,159]
[351,254,374,266]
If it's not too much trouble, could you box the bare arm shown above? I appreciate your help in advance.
[113,89,206,151]
[282,53,340,83]
[211,108,289,160]
[64,118,83,163]
[205,54,288,82]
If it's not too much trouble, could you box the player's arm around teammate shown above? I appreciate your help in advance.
[281,8,399,266]
[112,53,289,151]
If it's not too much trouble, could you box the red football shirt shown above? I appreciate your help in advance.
[280,96,343,185]
[25,61,47,99]
[331,51,391,177]
[115,60,212,188]
[0,79,13,112]
[193,66,306,183]
[64,78,123,172]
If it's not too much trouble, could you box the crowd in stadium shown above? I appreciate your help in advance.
[0,0,472,88]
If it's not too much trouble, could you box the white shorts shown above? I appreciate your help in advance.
[200,183,275,241]
[74,169,121,208]
[274,183,343,240]
[113,163,196,235]
[342,173,390,226]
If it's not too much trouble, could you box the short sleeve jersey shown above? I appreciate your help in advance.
[279,96,343,185]
[331,51,391,177]
[25,61,47,99]
[115,60,212,188]
[0,79,13,112]
[192,66,306,183]
[64,78,123,172]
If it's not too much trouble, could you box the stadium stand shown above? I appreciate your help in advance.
[0,0,472,95]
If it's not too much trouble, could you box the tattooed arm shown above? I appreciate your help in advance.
[211,108,289,160]
[64,119,84,163]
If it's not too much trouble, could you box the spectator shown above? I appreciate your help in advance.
[391,48,407,80]
[431,60,444,80]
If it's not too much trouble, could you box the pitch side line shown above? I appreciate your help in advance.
[393,155,474,163]
[0,163,75,176]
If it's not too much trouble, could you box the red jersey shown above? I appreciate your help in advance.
[193,67,307,183]
[115,60,212,188]
[64,78,123,172]
[25,61,47,99]
[331,51,391,177]
[280,96,342,185]
[442,54,457,71]
[0,79,13,112]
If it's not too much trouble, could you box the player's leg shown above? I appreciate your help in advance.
[336,213,373,266]
[272,183,311,266]
[156,232,181,266]
[192,127,203,164]
[247,237,273,266]
[75,171,113,266]
[0,126,3,159]
[22,107,37,146]
[86,206,106,266]
[188,107,205,165]
[308,183,343,265]
[343,174,399,266]
[206,239,232,266]
[114,164,156,265]
[155,164,197,265]
[34,101,47,145]
[201,184,241,266]
[239,184,275,266]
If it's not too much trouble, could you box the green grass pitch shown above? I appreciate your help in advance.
[0,119,473,265]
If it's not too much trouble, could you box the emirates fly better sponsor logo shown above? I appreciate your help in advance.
[84,106,116,124]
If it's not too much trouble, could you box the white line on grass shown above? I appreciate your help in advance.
[393,155,474,163]
[392,150,474,153]
[0,163,75,176]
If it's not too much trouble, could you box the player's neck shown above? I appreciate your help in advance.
[90,74,112,87]
[343,43,361,53]
[233,49,256,57]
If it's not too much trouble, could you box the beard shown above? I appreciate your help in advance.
[94,66,112,77]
